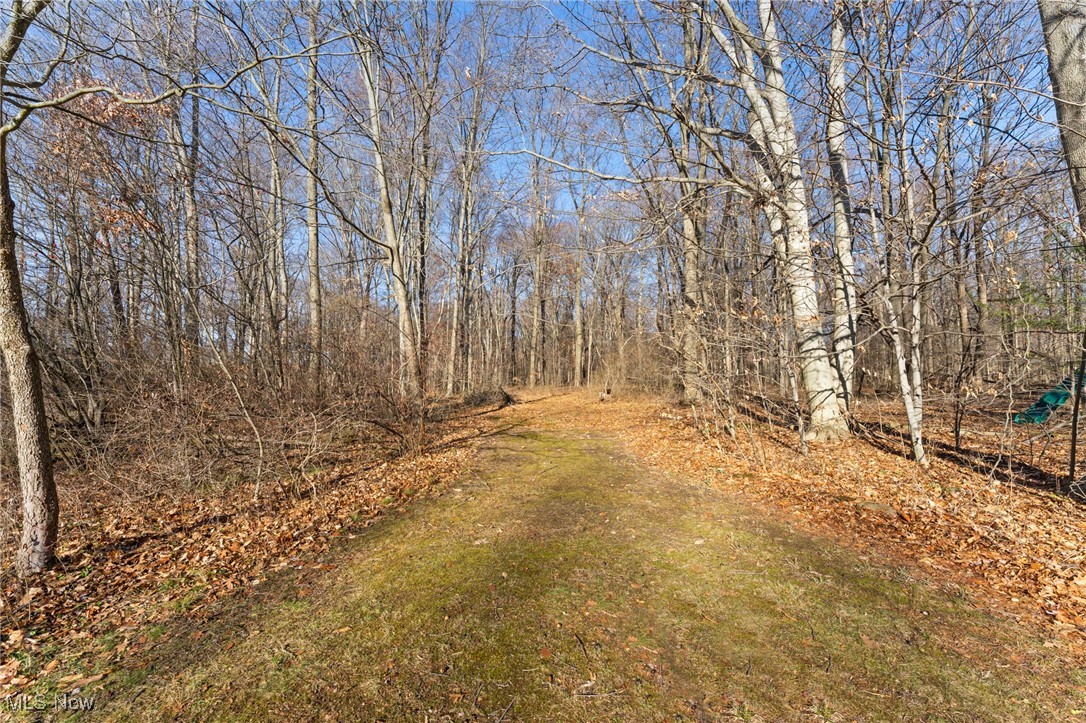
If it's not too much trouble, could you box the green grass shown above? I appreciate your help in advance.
[91,425,1082,721]
[167,587,206,615]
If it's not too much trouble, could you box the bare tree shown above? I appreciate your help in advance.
[306,1,323,390]
[345,2,423,398]
[698,0,850,440]
[0,0,59,576]
[825,0,858,409]
[1040,0,1086,233]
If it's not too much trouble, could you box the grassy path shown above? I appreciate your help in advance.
[98,411,1079,721]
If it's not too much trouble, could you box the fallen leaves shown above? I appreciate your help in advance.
[58,672,108,689]
[0,415,487,697]
[0,659,19,685]
[515,390,1086,661]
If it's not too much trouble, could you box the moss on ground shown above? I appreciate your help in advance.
[93,423,1082,721]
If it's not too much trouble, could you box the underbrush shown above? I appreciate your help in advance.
[462,388,514,409]
[0,372,499,694]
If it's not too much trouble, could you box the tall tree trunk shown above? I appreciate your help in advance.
[702,0,849,441]
[1040,0,1086,233]
[445,120,477,396]
[529,162,546,388]
[0,139,59,576]
[767,194,848,441]
[104,232,129,352]
[358,39,422,398]
[970,108,994,381]
[826,0,858,409]
[445,261,462,396]
[939,96,973,385]
[877,206,928,466]
[509,263,519,385]
[573,270,585,387]
[181,99,200,353]
[446,180,471,396]
[306,3,323,391]
[169,7,202,360]
[266,134,287,389]
[678,10,707,403]
[1041,2,1086,484]
[168,102,200,359]
[897,112,925,429]
[0,0,58,576]
[680,206,704,402]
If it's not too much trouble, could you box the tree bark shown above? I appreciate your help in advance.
[446,172,472,396]
[167,7,202,358]
[1040,0,1086,233]
[528,158,547,388]
[702,0,850,441]
[0,0,59,576]
[680,206,704,402]
[573,269,585,387]
[306,2,323,391]
[358,38,423,398]
[0,139,59,575]
[508,263,519,385]
[826,0,858,409]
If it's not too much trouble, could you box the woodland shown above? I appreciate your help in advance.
[0,0,1086,716]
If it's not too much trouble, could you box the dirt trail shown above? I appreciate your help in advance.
[97,402,1079,721]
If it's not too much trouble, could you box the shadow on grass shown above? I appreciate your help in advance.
[425,421,528,454]
[92,426,1080,721]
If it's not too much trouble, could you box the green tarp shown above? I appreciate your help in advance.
[1013,375,1085,424]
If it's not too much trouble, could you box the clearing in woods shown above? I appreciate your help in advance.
[97,396,1080,721]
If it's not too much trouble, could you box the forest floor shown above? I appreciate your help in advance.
[69,390,1083,721]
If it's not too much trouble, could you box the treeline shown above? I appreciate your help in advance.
[0,0,1083,576]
